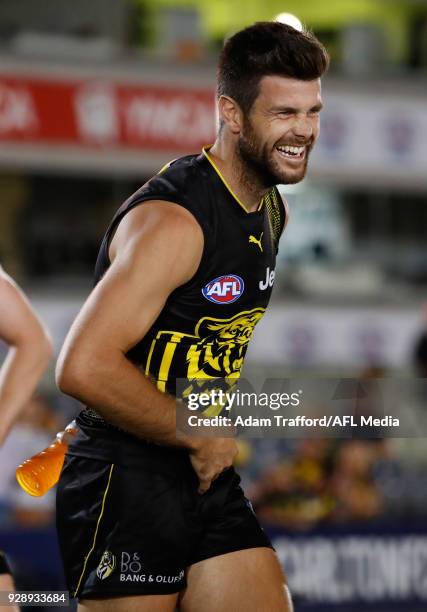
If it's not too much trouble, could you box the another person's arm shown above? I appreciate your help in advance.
[56,201,238,492]
[0,268,52,446]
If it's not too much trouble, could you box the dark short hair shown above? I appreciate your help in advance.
[217,21,329,115]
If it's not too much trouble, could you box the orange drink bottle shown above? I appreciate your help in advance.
[15,420,77,496]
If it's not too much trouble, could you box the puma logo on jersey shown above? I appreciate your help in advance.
[248,232,263,252]
[259,266,275,290]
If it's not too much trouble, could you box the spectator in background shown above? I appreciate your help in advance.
[251,439,335,530]
[0,266,52,601]
[250,437,385,529]
[330,440,384,523]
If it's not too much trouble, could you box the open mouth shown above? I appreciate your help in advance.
[275,144,306,161]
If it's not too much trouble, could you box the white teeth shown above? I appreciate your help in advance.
[276,145,305,156]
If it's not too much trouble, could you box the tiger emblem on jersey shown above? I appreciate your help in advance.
[187,308,265,379]
[96,551,116,580]
[144,308,265,403]
[182,308,265,415]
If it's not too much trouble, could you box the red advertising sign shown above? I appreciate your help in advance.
[0,75,216,151]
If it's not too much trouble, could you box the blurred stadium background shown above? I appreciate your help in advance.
[0,1,426,610]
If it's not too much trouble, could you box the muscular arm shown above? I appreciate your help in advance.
[56,201,204,448]
[0,268,52,446]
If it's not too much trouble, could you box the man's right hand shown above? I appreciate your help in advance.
[189,437,239,494]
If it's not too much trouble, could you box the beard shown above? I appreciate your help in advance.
[238,117,312,188]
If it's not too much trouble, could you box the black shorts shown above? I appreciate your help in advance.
[56,413,272,599]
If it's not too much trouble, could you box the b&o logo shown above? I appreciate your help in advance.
[202,275,244,304]
[121,552,143,574]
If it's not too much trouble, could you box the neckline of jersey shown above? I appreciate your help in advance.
[202,146,265,215]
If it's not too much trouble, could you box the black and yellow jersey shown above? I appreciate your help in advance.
[93,147,286,403]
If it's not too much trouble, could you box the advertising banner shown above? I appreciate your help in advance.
[268,524,427,610]
[0,75,215,151]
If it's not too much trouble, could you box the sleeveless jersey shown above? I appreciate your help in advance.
[92,147,286,407]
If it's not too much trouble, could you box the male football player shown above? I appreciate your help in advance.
[56,21,328,611]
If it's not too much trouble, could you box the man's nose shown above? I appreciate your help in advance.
[292,114,313,140]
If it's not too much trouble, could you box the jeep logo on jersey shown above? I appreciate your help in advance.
[202,275,244,304]
[259,266,275,291]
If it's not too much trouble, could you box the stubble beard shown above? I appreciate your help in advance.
[238,117,312,188]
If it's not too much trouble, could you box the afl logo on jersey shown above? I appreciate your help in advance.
[202,275,244,304]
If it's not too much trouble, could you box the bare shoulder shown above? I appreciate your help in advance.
[109,200,204,263]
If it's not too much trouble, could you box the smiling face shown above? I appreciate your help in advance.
[237,75,323,186]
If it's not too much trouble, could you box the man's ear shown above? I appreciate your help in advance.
[217,95,243,135]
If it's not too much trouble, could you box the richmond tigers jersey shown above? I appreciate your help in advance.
[93,147,286,402]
